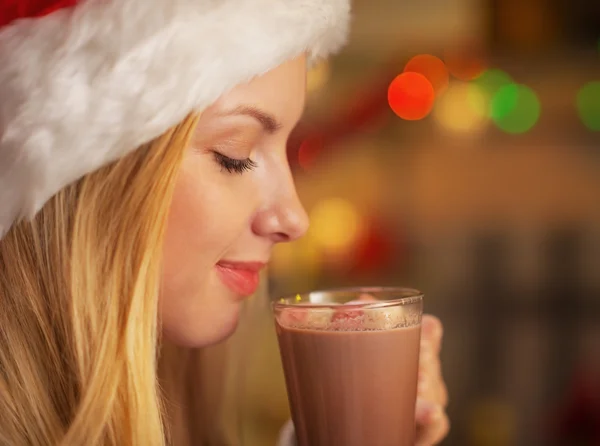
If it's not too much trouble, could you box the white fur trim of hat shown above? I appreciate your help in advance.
[0,0,350,238]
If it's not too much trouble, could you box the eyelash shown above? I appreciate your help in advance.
[212,151,258,174]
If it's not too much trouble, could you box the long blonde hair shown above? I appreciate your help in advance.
[0,114,200,445]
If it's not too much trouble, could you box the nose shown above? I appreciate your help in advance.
[252,178,309,243]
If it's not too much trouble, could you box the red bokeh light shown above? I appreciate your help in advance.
[388,72,435,121]
[404,54,449,95]
[297,134,324,170]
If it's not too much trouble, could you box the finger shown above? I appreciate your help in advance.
[436,375,449,408]
[418,364,447,408]
[418,344,437,396]
[420,375,449,409]
[418,341,448,407]
[415,398,436,425]
[417,370,435,404]
[419,339,442,382]
[421,315,443,354]
[415,401,450,446]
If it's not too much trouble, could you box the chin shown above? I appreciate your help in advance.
[162,302,242,348]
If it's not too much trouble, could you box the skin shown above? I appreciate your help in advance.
[160,55,449,444]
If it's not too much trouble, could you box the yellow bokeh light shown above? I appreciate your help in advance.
[307,60,331,94]
[433,82,489,134]
[270,242,295,277]
[309,198,363,252]
[271,237,321,278]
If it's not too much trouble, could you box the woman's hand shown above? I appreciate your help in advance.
[415,315,449,445]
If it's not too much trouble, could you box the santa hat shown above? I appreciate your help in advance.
[0,0,350,238]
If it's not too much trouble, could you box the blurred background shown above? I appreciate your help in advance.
[229,0,600,444]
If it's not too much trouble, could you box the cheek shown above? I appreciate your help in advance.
[163,159,256,276]
[158,158,255,347]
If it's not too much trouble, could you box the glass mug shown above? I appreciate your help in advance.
[273,287,423,446]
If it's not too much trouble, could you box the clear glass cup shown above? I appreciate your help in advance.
[272,287,423,446]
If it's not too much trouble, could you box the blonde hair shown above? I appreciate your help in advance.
[0,114,200,445]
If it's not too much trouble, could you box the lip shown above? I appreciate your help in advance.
[215,261,266,297]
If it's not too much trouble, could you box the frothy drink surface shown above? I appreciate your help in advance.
[276,315,421,446]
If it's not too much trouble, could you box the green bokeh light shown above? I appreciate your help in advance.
[576,81,600,131]
[468,69,513,118]
[491,84,540,134]
[474,69,513,96]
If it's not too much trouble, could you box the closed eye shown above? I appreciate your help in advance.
[212,151,257,174]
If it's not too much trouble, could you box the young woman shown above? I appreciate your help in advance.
[0,0,449,444]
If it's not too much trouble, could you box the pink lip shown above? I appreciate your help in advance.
[215,261,266,297]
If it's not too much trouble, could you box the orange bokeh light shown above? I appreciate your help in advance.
[444,48,487,81]
[404,54,449,95]
[388,72,435,121]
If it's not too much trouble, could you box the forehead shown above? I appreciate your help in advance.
[207,55,307,125]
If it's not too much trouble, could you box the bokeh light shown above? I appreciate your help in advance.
[433,82,488,134]
[388,72,435,121]
[404,54,449,95]
[491,84,541,134]
[576,81,600,131]
[444,48,487,81]
[309,198,363,252]
[271,238,321,288]
[298,135,324,170]
[470,69,513,117]
[307,60,331,93]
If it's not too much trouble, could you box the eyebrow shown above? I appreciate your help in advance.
[221,105,283,134]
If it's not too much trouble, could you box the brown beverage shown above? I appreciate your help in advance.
[274,293,422,446]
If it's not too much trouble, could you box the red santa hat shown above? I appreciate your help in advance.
[0,0,350,237]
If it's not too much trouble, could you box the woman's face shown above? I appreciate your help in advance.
[161,56,309,347]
